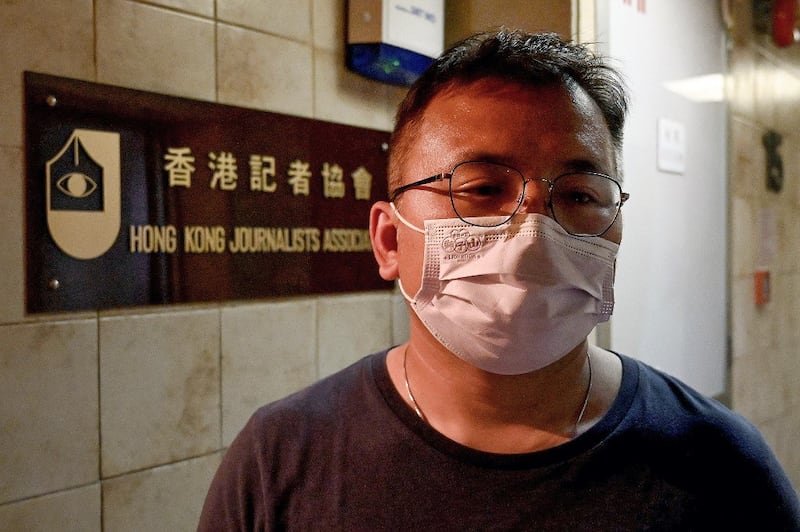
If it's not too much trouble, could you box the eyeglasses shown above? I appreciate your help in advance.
[390,160,630,236]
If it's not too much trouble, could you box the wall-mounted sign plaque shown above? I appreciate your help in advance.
[25,72,393,313]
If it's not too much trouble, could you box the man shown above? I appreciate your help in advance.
[199,31,799,529]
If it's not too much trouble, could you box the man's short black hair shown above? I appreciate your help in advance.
[388,30,629,188]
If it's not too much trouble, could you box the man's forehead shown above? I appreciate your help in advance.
[403,77,615,173]
[418,77,603,125]
[416,77,605,136]
[430,76,566,101]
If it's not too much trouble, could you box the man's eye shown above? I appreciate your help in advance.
[568,191,597,204]
[471,183,505,196]
[555,185,604,207]
[454,179,506,197]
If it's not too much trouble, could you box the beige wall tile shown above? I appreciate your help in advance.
[0,0,94,147]
[0,482,101,532]
[221,301,317,445]
[772,273,800,354]
[217,24,314,117]
[313,0,345,51]
[729,118,763,201]
[730,196,755,279]
[728,0,754,47]
[753,52,778,129]
[391,290,409,345]
[100,310,220,477]
[96,0,216,101]
[729,276,774,360]
[756,408,800,490]
[776,201,800,274]
[772,69,800,135]
[102,453,221,532]
[731,347,786,424]
[218,0,311,42]
[728,46,756,120]
[148,0,215,18]
[0,320,98,504]
[730,276,756,358]
[317,292,392,377]
[779,135,800,215]
[792,136,800,209]
[0,147,24,324]
[447,0,570,43]
[313,48,400,130]
[386,82,409,116]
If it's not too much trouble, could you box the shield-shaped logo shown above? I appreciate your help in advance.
[46,129,121,259]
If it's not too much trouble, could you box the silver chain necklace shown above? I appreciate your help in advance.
[402,347,593,436]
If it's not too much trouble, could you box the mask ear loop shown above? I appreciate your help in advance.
[388,202,423,303]
[396,278,416,304]
[390,202,425,234]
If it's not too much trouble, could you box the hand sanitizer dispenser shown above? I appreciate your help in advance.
[347,0,444,86]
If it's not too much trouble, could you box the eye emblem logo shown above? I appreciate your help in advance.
[45,129,121,260]
[55,172,98,198]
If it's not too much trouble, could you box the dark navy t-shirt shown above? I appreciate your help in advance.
[199,351,800,530]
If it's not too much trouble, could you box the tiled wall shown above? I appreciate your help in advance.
[728,3,800,488]
[0,0,408,529]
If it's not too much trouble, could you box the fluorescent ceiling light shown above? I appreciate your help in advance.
[663,73,725,102]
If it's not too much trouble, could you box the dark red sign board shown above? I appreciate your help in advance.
[25,71,393,313]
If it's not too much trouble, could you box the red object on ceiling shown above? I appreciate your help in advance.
[772,0,798,47]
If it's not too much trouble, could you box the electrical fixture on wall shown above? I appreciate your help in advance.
[771,0,799,46]
[663,73,725,102]
[754,269,770,306]
[750,0,800,47]
[346,0,444,86]
[763,130,784,192]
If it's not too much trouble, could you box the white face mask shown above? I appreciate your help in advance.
[392,205,619,375]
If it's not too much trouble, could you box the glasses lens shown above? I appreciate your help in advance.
[550,173,622,236]
[449,162,525,227]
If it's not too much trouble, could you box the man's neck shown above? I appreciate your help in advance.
[386,324,621,453]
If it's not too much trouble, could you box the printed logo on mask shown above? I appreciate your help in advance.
[441,229,483,261]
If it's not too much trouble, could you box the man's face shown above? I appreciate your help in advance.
[392,77,621,296]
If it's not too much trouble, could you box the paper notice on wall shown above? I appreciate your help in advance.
[757,207,777,267]
[657,118,686,174]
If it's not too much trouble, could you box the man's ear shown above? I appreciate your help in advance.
[369,201,400,281]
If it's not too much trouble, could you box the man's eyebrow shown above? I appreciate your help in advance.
[560,159,609,174]
[447,151,509,166]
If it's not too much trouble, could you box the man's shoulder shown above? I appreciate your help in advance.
[614,354,800,525]
[618,355,753,438]
[617,354,785,478]
[622,355,748,429]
